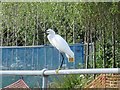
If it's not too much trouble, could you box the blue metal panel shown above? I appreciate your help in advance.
[1,44,84,70]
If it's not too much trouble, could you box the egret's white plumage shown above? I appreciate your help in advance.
[47,29,74,62]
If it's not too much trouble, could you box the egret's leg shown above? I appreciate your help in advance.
[60,53,64,69]
[56,53,64,73]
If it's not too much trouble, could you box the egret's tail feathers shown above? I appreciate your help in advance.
[68,58,74,62]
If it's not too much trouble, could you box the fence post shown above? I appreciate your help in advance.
[42,68,48,89]
[42,75,48,89]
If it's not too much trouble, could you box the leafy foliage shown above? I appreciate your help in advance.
[49,74,93,88]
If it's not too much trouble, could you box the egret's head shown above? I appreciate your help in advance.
[46,29,55,35]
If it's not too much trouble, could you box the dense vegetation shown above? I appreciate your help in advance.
[1,2,120,88]
[1,2,120,67]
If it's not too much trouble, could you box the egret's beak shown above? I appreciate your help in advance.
[40,31,46,34]
[46,30,50,34]
[39,31,47,36]
[41,31,46,33]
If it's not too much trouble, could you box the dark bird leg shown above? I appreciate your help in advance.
[56,53,64,73]
[59,53,64,69]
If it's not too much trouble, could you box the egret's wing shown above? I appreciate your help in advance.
[47,34,70,51]
[54,35,75,62]
[53,34,70,52]
[54,35,74,59]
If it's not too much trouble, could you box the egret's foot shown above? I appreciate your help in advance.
[55,68,61,74]
[55,69,59,74]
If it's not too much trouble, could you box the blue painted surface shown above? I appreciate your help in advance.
[1,44,84,70]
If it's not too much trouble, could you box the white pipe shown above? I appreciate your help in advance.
[44,68,119,75]
[0,70,43,75]
[0,68,119,76]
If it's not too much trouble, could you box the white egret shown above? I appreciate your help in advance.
[46,29,74,72]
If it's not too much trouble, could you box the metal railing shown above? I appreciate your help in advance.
[1,68,119,88]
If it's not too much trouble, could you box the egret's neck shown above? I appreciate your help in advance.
[49,33,55,36]
[52,32,55,35]
[48,33,55,39]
